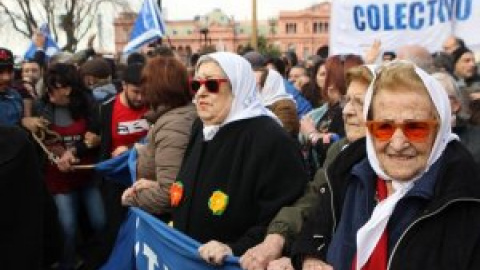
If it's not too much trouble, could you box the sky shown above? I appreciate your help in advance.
[0,0,325,56]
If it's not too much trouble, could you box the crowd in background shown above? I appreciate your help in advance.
[0,31,480,270]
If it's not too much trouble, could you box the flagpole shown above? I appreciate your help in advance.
[251,0,258,50]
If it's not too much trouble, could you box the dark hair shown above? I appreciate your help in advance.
[456,37,466,49]
[432,52,454,75]
[147,45,175,58]
[265,56,286,78]
[190,53,200,67]
[44,63,91,119]
[141,56,192,110]
[323,54,363,103]
[307,59,326,106]
[383,51,397,59]
[316,45,329,59]
[127,52,146,66]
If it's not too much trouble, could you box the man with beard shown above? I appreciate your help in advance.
[99,62,149,159]
[87,62,149,269]
[0,48,23,126]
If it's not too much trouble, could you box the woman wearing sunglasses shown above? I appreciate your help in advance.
[292,61,480,270]
[171,52,308,266]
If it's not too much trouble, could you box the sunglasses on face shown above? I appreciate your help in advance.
[366,120,438,142]
[190,78,228,94]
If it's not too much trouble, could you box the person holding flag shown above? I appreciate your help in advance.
[123,0,167,55]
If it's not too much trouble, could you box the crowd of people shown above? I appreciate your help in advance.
[1,32,480,270]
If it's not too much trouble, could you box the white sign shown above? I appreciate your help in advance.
[329,0,480,55]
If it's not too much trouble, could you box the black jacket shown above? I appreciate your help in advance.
[292,139,480,270]
[0,126,44,269]
[98,96,115,161]
[173,116,308,255]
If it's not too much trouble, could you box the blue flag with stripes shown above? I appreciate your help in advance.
[24,24,60,60]
[123,0,167,54]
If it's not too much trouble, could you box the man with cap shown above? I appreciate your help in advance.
[80,57,117,103]
[0,48,24,126]
[87,62,149,269]
[451,46,480,88]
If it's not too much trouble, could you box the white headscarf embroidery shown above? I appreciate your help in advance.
[258,69,295,106]
[356,62,458,270]
[197,52,279,141]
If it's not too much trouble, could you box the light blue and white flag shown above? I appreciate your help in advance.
[123,0,167,54]
[24,23,60,60]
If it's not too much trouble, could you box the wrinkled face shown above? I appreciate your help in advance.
[342,80,368,142]
[49,85,72,106]
[194,62,233,126]
[123,83,144,110]
[316,64,326,89]
[371,88,437,181]
[455,52,476,79]
[288,67,305,84]
[22,62,42,83]
[0,67,13,92]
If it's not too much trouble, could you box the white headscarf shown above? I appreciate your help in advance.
[356,62,458,270]
[197,52,278,141]
[259,69,295,106]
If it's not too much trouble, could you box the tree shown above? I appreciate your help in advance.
[257,35,281,58]
[0,0,128,52]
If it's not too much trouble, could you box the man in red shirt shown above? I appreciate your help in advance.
[99,63,149,160]
[90,62,149,268]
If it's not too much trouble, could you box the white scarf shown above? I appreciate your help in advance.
[259,69,295,106]
[197,52,279,141]
[356,62,458,270]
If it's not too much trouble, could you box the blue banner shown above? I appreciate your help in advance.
[98,146,242,270]
[101,208,242,270]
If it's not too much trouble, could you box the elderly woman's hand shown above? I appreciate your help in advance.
[240,234,285,270]
[121,187,136,206]
[198,240,232,265]
[121,179,157,206]
[302,257,333,270]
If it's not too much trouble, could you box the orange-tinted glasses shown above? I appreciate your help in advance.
[366,120,438,142]
[190,78,228,93]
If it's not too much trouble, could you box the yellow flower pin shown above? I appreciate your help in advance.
[208,190,229,215]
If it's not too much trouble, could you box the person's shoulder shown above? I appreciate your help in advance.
[154,104,197,130]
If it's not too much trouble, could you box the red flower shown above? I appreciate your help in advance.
[170,181,184,207]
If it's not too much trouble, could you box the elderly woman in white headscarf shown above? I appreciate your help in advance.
[171,52,308,265]
[254,68,299,137]
[291,61,480,270]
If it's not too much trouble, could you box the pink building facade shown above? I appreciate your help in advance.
[114,2,330,60]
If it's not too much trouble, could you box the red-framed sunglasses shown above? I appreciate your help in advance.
[366,120,438,142]
[190,78,228,93]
